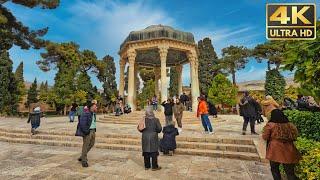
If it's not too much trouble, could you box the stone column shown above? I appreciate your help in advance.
[127,49,136,111]
[188,51,200,112]
[159,46,168,104]
[176,65,183,96]
[118,58,126,98]
[154,67,160,98]
[133,63,138,107]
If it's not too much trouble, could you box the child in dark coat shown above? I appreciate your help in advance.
[160,121,179,156]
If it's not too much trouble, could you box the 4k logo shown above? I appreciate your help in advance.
[266,3,316,40]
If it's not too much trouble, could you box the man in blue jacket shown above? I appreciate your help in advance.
[75,100,97,167]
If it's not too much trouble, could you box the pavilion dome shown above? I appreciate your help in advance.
[120,24,195,50]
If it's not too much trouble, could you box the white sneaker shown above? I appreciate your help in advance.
[209,131,214,135]
[178,128,182,133]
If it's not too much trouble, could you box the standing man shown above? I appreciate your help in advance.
[239,91,259,135]
[197,96,213,134]
[75,100,97,167]
[161,98,174,126]
[173,99,184,132]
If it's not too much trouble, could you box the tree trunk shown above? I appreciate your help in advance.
[64,105,67,116]
[267,61,271,70]
[232,71,236,85]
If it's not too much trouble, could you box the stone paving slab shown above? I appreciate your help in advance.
[0,142,272,180]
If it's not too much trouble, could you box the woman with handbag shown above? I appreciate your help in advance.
[138,107,162,171]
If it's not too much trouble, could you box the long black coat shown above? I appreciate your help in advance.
[240,96,257,118]
[161,102,174,116]
[27,111,41,128]
[141,117,162,153]
[160,125,179,151]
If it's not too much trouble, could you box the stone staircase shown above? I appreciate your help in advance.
[98,111,225,125]
[0,128,261,161]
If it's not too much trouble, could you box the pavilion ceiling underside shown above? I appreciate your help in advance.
[133,49,188,67]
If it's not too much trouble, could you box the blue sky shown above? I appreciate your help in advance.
[5,0,319,88]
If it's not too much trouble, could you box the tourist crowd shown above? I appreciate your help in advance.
[239,91,320,180]
[26,91,319,179]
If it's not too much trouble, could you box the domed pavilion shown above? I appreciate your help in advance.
[118,25,200,111]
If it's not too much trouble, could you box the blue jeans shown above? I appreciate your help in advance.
[201,114,213,132]
[69,111,76,122]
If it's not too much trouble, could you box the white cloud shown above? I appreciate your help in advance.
[190,25,263,57]
[236,66,266,82]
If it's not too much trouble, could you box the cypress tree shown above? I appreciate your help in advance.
[97,55,117,105]
[169,67,179,97]
[0,51,18,115]
[27,78,38,106]
[265,69,286,102]
[198,38,219,95]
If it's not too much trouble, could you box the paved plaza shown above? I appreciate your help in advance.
[0,113,273,180]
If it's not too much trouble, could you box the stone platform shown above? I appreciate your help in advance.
[0,112,272,179]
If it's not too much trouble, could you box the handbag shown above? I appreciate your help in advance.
[137,117,146,131]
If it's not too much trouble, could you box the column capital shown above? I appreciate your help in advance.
[127,49,136,64]
[158,45,169,60]
[119,59,126,68]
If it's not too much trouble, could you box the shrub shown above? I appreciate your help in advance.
[295,138,320,180]
[284,110,320,141]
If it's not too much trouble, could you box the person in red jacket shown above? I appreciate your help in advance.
[197,96,213,134]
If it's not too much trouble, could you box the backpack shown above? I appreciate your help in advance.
[137,117,146,131]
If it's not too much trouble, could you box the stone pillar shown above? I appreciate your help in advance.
[176,65,183,96]
[154,67,160,98]
[188,51,200,112]
[159,46,168,104]
[118,58,126,98]
[127,49,136,111]
[133,63,138,107]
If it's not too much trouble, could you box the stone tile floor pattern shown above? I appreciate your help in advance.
[0,113,272,179]
[0,142,273,180]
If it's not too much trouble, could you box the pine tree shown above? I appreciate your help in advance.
[198,38,219,95]
[0,51,18,115]
[76,71,93,100]
[169,67,179,97]
[39,81,49,103]
[27,78,38,106]
[220,45,250,85]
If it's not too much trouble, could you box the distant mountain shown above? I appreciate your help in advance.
[237,77,299,92]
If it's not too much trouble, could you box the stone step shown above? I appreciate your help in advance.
[0,136,260,161]
[0,132,257,153]
[0,128,254,145]
[97,119,199,125]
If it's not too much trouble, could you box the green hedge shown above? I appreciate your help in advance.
[284,110,320,141]
[295,138,320,180]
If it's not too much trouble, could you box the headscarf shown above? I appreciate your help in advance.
[145,106,155,119]
[269,109,289,123]
[83,106,90,113]
[266,95,273,100]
